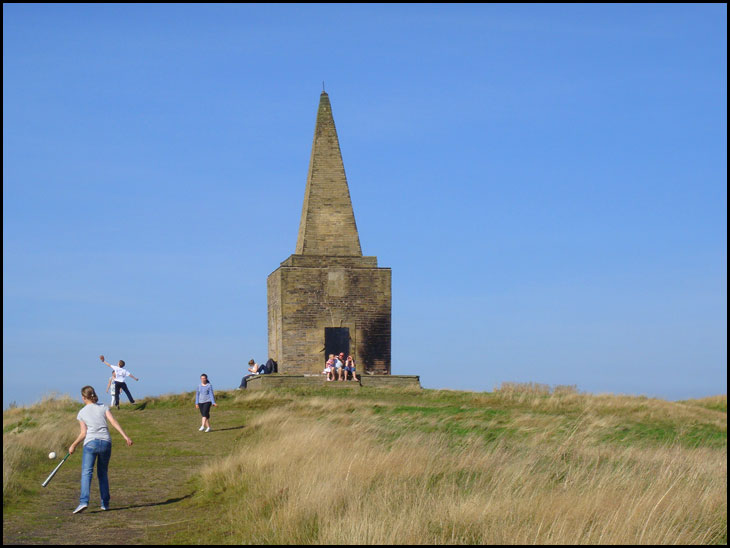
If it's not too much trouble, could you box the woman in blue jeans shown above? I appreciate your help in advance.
[68,386,133,514]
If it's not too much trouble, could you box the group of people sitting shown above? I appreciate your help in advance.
[237,353,360,388]
[323,352,359,382]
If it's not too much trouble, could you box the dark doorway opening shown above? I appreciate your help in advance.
[325,327,350,363]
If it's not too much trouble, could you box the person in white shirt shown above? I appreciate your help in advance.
[99,355,139,409]
[105,376,117,407]
[334,352,345,381]
[238,359,263,390]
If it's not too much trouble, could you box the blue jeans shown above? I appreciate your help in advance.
[80,439,112,506]
[239,374,258,389]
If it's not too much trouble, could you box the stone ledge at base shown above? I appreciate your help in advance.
[245,374,421,390]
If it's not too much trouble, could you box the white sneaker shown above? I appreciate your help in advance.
[205,427,211,432]
[73,504,88,514]
[199,426,205,431]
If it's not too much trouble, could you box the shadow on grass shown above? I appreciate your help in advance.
[91,493,193,512]
[210,425,246,432]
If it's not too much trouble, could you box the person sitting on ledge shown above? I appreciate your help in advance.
[334,352,345,381]
[323,355,335,381]
[238,359,263,390]
[344,355,358,381]
[264,357,278,374]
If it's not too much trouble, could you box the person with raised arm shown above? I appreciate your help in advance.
[99,355,139,409]
[344,355,359,381]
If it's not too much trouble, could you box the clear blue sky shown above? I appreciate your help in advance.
[3,4,727,406]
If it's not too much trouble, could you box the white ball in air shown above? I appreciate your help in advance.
[48,452,57,459]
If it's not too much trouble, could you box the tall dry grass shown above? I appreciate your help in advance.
[3,394,79,503]
[681,395,727,413]
[495,381,579,396]
[199,395,726,544]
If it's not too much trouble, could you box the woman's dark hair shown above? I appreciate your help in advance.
[200,374,209,383]
[81,386,99,404]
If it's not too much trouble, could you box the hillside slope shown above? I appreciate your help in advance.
[3,387,727,544]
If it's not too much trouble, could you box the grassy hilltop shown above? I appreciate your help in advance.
[3,385,727,545]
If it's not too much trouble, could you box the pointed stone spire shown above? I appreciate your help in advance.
[295,92,362,256]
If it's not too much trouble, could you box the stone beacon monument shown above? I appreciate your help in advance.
[259,91,419,389]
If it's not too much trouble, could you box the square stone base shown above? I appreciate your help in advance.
[245,374,420,390]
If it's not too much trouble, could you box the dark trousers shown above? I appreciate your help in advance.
[198,401,212,418]
[239,374,257,389]
[114,381,135,406]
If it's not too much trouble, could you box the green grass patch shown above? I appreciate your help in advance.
[601,420,727,448]
[3,416,38,433]
[679,396,727,413]
[3,388,727,545]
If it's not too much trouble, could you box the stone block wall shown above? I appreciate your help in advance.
[268,255,391,374]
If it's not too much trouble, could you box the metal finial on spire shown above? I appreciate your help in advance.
[322,81,325,93]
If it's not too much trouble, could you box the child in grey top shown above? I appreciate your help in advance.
[76,403,112,445]
[68,386,133,515]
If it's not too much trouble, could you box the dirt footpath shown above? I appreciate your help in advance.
[3,407,248,545]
